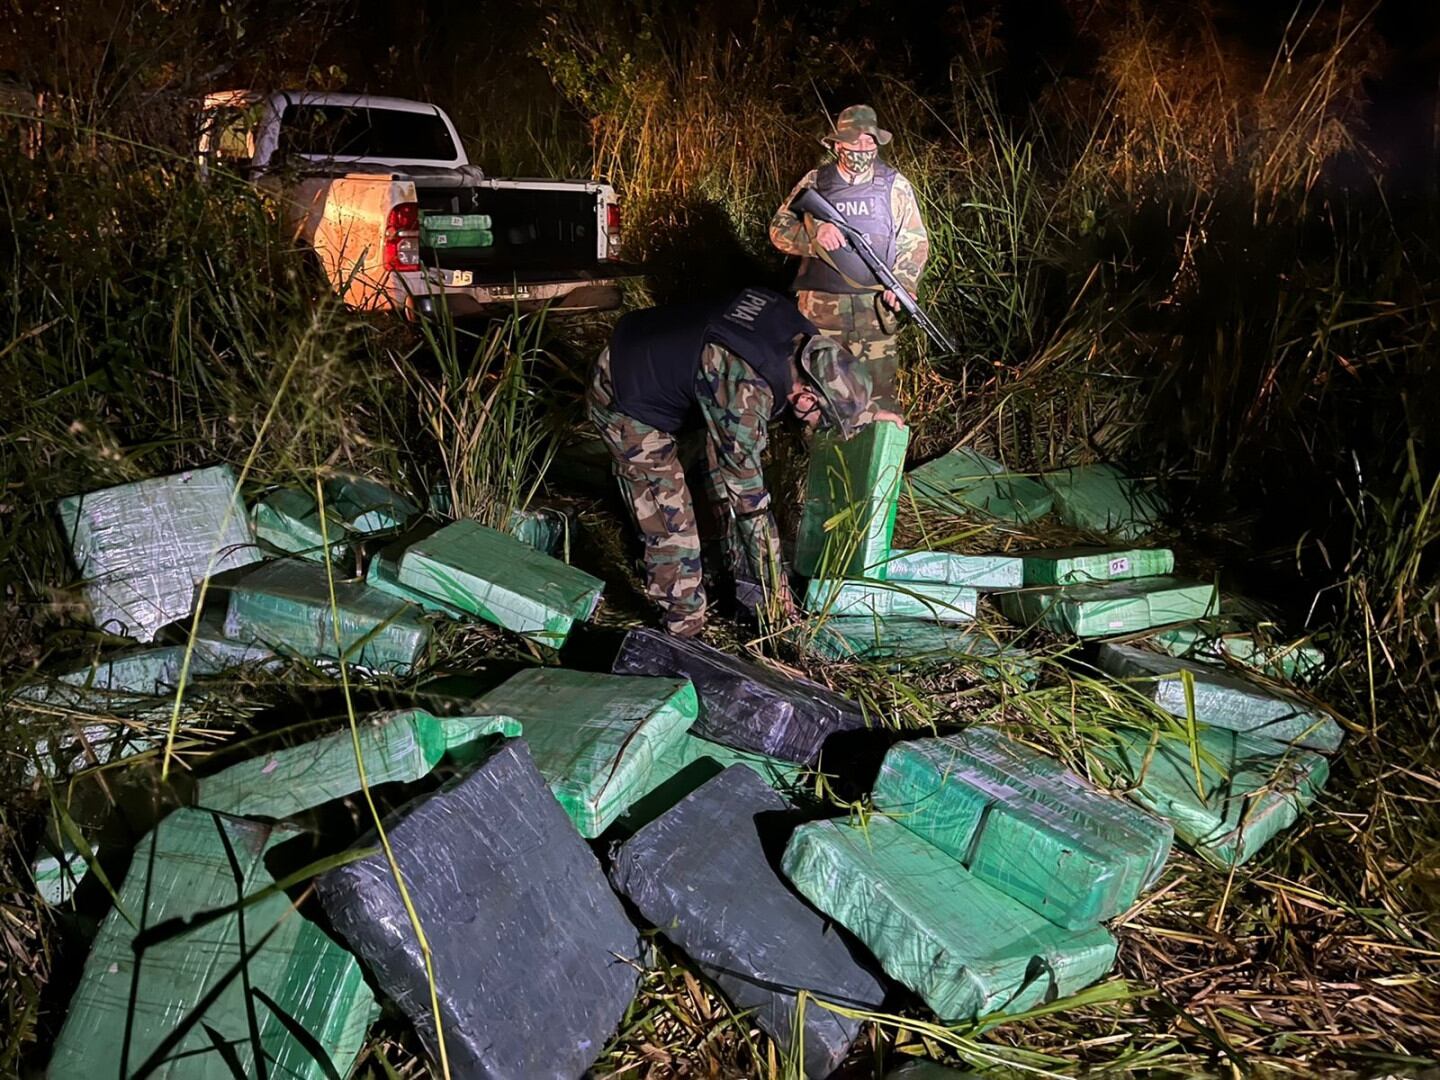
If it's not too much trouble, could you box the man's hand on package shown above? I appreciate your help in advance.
[857,405,907,429]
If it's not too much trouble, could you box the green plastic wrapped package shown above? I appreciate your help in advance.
[198,708,449,818]
[33,840,88,906]
[12,647,183,731]
[873,730,1173,928]
[223,559,431,676]
[615,730,807,834]
[807,618,1037,681]
[1089,726,1329,868]
[427,228,494,249]
[957,727,1171,889]
[1040,464,1165,540]
[250,487,350,564]
[366,539,468,619]
[1096,644,1344,752]
[506,506,571,557]
[177,616,284,676]
[422,211,492,231]
[878,550,1023,589]
[397,519,604,648]
[468,669,699,837]
[10,647,215,778]
[48,809,378,1079]
[24,723,163,781]
[905,448,1053,525]
[21,646,184,704]
[421,211,493,248]
[795,421,909,578]
[782,816,1117,1021]
[324,473,419,535]
[1021,546,1175,586]
[805,579,978,623]
[999,577,1217,638]
[438,713,523,758]
[57,465,264,642]
[1149,622,1327,683]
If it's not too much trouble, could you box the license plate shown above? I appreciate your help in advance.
[449,270,473,287]
[489,284,532,298]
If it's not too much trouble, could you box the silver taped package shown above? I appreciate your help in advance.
[57,465,262,642]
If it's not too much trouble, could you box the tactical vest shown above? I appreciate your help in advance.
[609,287,817,433]
[792,161,898,295]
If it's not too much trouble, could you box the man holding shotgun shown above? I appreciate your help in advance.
[769,104,931,412]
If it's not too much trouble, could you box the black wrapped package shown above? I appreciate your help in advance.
[317,740,641,1079]
[611,766,886,1078]
[611,627,869,765]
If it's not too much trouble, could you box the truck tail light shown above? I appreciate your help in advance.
[384,202,421,272]
[604,201,622,257]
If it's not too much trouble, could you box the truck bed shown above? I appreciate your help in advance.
[417,186,605,270]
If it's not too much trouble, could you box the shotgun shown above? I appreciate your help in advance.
[791,186,957,355]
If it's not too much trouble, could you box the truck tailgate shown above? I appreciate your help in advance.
[426,262,644,285]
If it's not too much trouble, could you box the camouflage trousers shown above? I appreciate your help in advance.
[797,290,899,412]
[587,348,710,637]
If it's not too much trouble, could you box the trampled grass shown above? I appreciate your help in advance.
[3,1,1438,1075]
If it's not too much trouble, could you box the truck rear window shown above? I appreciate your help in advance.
[278,103,457,162]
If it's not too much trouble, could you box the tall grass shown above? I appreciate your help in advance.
[400,309,560,527]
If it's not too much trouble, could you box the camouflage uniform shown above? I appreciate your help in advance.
[769,162,929,413]
[588,336,879,636]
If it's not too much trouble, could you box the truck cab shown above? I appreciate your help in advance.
[198,90,638,317]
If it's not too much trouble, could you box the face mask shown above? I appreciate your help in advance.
[838,146,877,174]
[791,390,821,424]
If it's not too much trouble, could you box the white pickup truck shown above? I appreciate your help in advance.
[198,90,638,317]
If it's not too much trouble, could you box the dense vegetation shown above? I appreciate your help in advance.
[1,1,1436,1075]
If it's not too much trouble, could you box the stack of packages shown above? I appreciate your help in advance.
[902,446,1339,869]
[44,649,871,1078]
[996,545,1217,641]
[419,210,493,250]
[782,726,1169,1024]
[1085,635,1339,868]
[23,465,601,941]
[39,464,594,705]
[36,450,1341,1078]
[794,423,1031,674]
[23,465,274,784]
[244,481,599,662]
[48,704,646,1079]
